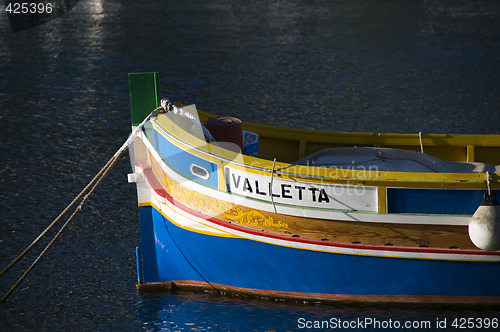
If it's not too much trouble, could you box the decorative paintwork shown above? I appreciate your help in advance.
[128,72,500,304]
[164,176,289,229]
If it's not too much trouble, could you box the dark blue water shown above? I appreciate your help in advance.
[1,0,499,331]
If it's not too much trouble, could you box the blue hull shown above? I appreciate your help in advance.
[127,72,500,304]
[137,205,500,300]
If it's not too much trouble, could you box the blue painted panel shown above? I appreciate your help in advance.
[144,206,500,297]
[148,207,210,283]
[387,188,498,215]
[138,206,160,283]
[153,128,219,188]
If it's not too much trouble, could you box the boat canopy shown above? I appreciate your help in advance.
[294,147,500,173]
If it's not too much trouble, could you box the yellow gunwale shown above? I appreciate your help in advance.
[153,107,500,188]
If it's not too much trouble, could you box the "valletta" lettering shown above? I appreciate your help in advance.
[230,172,330,203]
[224,167,377,212]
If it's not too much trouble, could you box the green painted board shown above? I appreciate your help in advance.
[128,72,160,126]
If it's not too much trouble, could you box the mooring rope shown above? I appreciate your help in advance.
[418,131,424,153]
[0,154,116,280]
[487,171,492,196]
[270,158,278,214]
[0,109,158,303]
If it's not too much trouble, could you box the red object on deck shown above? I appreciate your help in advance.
[205,116,244,152]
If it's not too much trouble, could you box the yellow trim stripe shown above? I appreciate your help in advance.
[152,113,499,189]
[138,201,239,238]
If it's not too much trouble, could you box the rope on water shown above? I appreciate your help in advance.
[0,154,115,280]
[0,109,158,303]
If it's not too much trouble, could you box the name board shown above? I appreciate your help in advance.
[225,167,377,212]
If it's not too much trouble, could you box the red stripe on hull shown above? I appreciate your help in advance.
[140,166,500,258]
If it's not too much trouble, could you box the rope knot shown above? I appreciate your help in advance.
[160,99,174,113]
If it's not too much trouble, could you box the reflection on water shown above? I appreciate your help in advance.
[1,0,500,331]
[136,292,500,332]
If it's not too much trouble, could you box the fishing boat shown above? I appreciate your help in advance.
[127,72,500,304]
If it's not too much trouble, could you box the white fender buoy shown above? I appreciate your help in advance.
[468,192,500,251]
